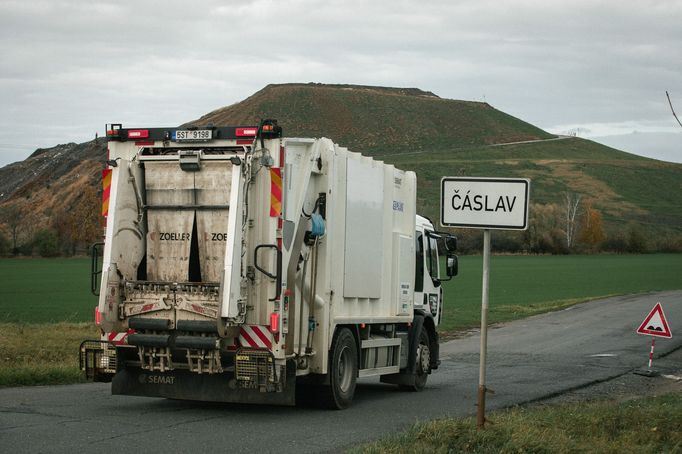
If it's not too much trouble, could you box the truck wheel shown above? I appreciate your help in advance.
[401,324,430,392]
[322,328,358,409]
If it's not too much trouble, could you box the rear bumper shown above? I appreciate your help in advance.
[111,358,297,406]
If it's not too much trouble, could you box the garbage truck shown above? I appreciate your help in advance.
[81,120,458,409]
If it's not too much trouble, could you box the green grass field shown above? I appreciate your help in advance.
[0,258,95,323]
[441,254,682,331]
[1,255,681,329]
[0,254,680,387]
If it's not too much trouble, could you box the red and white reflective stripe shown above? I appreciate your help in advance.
[648,338,656,369]
[107,330,132,346]
[239,325,273,350]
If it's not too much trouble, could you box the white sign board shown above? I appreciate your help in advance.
[440,177,530,230]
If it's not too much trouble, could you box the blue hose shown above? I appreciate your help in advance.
[310,213,325,237]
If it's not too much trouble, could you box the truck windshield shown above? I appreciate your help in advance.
[426,235,439,279]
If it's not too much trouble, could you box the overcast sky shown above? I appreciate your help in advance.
[1,0,680,167]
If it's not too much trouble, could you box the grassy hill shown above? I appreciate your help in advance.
[190,83,681,242]
[384,137,682,236]
[1,83,680,254]
[189,83,554,153]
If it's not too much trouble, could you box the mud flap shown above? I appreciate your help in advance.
[430,327,440,370]
[111,359,297,406]
[379,315,424,387]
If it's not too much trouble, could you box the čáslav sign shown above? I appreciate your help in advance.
[439,175,531,429]
[440,177,530,230]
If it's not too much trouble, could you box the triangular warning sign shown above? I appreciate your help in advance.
[636,302,672,338]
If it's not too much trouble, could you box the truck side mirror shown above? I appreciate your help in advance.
[445,236,457,252]
[446,255,458,278]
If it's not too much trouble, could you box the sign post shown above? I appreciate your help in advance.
[477,229,491,428]
[441,177,530,430]
[634,302,672,376]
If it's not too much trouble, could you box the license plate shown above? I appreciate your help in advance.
[175,129,212,142]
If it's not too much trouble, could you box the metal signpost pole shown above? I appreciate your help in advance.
[477,229,491,429]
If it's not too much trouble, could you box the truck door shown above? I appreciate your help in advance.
[414,229,441,320]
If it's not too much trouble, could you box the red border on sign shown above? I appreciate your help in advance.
[636,302,672,338]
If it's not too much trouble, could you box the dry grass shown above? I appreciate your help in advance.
[353,393,682,453]
[492,296,612,317]
[0,322,99,386]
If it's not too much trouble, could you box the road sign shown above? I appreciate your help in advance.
[636,302,672,338]
[440,177,530,230]
[439,176,531,429]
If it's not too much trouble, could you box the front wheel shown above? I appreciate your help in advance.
[400,323,430,392]
[321,328,358,409]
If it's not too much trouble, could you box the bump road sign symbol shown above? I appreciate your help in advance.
[636,302,672,338]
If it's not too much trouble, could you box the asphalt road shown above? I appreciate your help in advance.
[1,291,680,453]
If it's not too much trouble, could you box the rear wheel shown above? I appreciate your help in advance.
[321,328,357,409]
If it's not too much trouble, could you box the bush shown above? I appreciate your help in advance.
[0,231,10,256]
[492,231,523,253]
[627,224,648,253]
[33,228,60,257]
[453,229,483,254]
[656,234,682,253]
[534,228,568,255]
[602,232,628,253]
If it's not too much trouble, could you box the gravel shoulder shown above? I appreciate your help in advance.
[535,346,682,407]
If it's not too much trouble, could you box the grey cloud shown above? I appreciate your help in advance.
[1,0,681,166]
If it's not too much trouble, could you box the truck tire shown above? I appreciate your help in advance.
[321,327,358,409]
[400,323,430,392]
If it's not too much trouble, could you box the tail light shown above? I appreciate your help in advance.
[95,307,102,326]
[270,313,280,333]
[127,129,149,139]
[236,127,257,137]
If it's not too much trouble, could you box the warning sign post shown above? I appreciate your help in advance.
[634,302,672,376]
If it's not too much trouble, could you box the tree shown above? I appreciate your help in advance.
[578,204,605,248]
[33,228,60,257]
[51,212,74,255]
[54,184,103,255]
[666,91,682,128]
[0,204,23,254]
[0,230,10,255]
[627,223,647,253]
[524,202,565,254]
[70,184,103,250]
[563,192,581,250]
